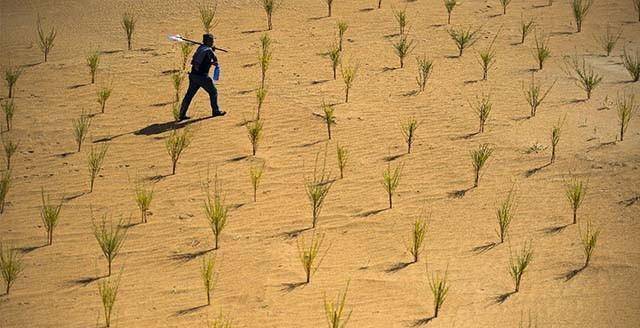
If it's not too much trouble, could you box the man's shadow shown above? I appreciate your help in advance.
[134,117,211,136]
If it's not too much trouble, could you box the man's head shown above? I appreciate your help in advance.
[202,33,214,47]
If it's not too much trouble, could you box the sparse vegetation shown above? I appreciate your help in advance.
[580,220,599,267]
[0,242,23,295]
[198,1,219,33]
[37,15,57,62]
[297,232,325,283]
[550,118,564,164]
[401,117,419,154]
[246,119,263,156]
[97,86,112,114]
[382,162,402,209]
[499,0,512,14]
[338,21,348,51]
[509,241,533,293]
[98,275,120,328]
[496,191,516,244]
[328,43,341,80]
[305,151,334,228]
[572,0,593,33]
[1,100,15,131]
[210,313,233,328]
[165,128,192,175]
[341,63,357,103]
[471,144,493,187]
[478,30,500,80]
[565,178,586,225]
[249,163,264,202]
[393,36,415,69]
[122,11,136,51]
[470,94,492,133]
[180,41,195,71]
[595,26,622,56]
[259,34,273,88]
[3,137,17,171]
[406,218,427,263]
[262,0,278,30]
[171,102,181,122]
[444,0,458,24]
[336,143,348,179]
[533,34,551,70]
[616,92,637,141]
[93,215,127,276]
[564,56,603,100]
[448,26,480,57]
[88,144,108,193]
[427,268,449,318]
[4,66,22,99]
[72,111,92,153]
[0,171,9,214]
[134,182,153,223]
[256,86,268,119]
[86,51,100,84]
[394,8,408,37]
[201,255,216,305]
[324,281,352,327]
[171,71,184,103]
[523,74,555,117]
[520,15,535,44]
[203,172,229,250]
[621,47,640,82]
[40,189,63,245]
[415,55,433,93]
[321,101,336,140]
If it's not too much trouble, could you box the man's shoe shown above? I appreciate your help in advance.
[212,111,226,117]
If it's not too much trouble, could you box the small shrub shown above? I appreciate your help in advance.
[134,183,153,223]
[324,281,352,327]
[616,92,637,141]
[509,241,533,292]
[246,119,263,156]
[88,144,108,193]
[0,171,9,214]
[520,15,535,45]
[338,21,348,52]
[444,0,458,24]
[1,100,15,131]
[595,26,622,56]
[470,144,493,187]
[394,8,408,37]
[470,94,491,133]
[382,162,402,209]
[72,111,92,152]
[259,34,273,88]
[572,0,593,33]
[165,128,192,174]
[203,172,228,250]
[321,101,336,140]
[523,73,555,117]
[2,137,17,170]
[180,41,195,71]
[297,232,325,283]
[550,118,564,164]
[93,215,127,276]
[121,11,136,50]
[427,268,449,318]
[171,102,181,122]
[171,71,184,103]
[40,189,63,245]
[500,0,512,14]
[341,63,358,103]
[305,151,334,228]
[406,218,427,263]
[98,275,120,328]
[256,86,268,119]
[533,34,551,70]
[393,36,415,69]
[621,47,640,82]
[565,178,586,225]
[336,143,348,179]
[580,220,599,267]
[448,26,481,57]
[210,313,233,328]
[198,1,219,33]
[4,66,22,99]
[477,30,500,81]
[97,86,112,114]
[328,43,341,80]
[249,163,264,202]
[415,55,433,93]
[0,242,23,295]
[86,51,100,84]
[324,0,334,17]
[36,15,57,62]
[262,0,278,30]
[201,255,216,305]
[496,191,515,244]
[564,56,602,100]
[401,117,419,154]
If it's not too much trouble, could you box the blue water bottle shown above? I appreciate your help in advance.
[212,65,221,84]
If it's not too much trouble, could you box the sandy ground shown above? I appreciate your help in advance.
[0,0,639,327]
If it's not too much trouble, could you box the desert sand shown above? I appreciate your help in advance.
[0,0,639,327]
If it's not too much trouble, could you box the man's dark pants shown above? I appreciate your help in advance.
[179,72,219,119]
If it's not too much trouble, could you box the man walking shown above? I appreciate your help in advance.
[178,33,226,121]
